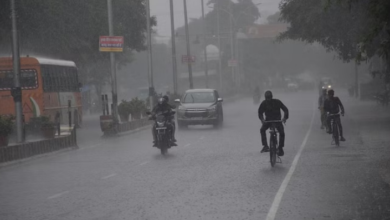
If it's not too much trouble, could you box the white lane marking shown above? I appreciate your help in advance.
[102,173,117,179]
[47,191,70,200]
[137,161,149,166]
[265,103,316,220]
[200,136,205,140]
[184,143,191,148]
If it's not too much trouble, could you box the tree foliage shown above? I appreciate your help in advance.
[279,0,390,81]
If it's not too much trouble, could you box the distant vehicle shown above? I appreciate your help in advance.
[321,77,333,89]
[175,89,223,129]
[0,56,82,125]
[287,82,299,92]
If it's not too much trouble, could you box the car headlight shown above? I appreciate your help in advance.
[328,85,331,88]
[208,106,217,111]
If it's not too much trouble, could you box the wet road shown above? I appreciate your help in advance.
[1,90,389,220]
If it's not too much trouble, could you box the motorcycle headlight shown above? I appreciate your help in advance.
[157,121,165,127]
[328,85,332,88]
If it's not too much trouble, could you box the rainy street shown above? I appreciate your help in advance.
[1,90,389,220]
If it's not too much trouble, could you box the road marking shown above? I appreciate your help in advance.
[47,191,70,200]
[184,143,191,148]
[265,104,316,220]
[102,173,117,179]
[137,161,149,166]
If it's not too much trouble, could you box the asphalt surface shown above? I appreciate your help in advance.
[1,90,390,220]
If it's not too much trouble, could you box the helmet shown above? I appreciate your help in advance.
[264,90,273,100]
[163,95,169,103]
[157,97,164,105]
[328,89,334,96]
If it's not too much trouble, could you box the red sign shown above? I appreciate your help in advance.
[182,55,196,64]
[228,59,237,67]
[99,36,124,52]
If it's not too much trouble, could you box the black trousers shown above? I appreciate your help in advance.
[327,114,343,137]
[260,122,285,148]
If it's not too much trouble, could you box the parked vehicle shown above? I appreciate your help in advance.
[175,89,223,129]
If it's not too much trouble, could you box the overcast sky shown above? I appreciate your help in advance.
[150,0,281,43]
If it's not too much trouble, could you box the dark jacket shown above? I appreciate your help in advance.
[152,103,174,115]
[258,99,289,121]
[324,97,344,114]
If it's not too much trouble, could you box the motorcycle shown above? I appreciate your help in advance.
[147,110,176,155]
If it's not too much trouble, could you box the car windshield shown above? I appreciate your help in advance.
[183,92,215,103]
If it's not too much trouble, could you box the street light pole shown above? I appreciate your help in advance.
[217,3,223,92]
[183,0,194,89]
[107,0,118,123]
[146,0,154,109]
[228,2,235,89]
[201,0,209,88]
[169,0,178,94]
[10,0,23,142]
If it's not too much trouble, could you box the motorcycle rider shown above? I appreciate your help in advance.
[318,88,328,129]
[258,91,289,156]
[324,89,346,141]
[150,96,177,147]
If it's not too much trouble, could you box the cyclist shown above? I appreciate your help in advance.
[324,89,346,141]
[258,91,289,156]
[318,88,328,129]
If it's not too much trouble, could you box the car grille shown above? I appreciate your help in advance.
[185,109,208,118]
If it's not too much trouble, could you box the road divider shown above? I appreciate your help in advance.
[0,127,77,164]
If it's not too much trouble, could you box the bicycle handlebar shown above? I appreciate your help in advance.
[264,120,283,123]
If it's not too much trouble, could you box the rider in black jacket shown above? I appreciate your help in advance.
[151,96,177,147]
[324,89,346,141]
[258,91,289,156]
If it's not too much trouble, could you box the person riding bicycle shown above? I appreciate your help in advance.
[318,88,328,129]
[324,89,346,141]
[150,96,177,147]
[258,91,289,156]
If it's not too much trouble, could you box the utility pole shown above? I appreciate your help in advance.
[11,0,23,142]
[217,3,223,92]
[228,2,235,89]
[107,0,118,123]
[146,0,154,109]
[355,61,359,98]
[169,0,178,94]
[201,0,209,88]
[183,0,194,89]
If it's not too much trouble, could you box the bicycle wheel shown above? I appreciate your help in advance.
[270,136,277,167]
[333,121,339,146]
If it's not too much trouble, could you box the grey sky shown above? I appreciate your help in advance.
[150,0,281,43]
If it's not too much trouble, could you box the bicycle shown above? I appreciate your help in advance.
[265,120,283,167]
[328,113,341,146]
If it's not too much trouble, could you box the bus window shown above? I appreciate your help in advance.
[41,65,78,92]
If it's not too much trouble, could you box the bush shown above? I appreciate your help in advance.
[128,98,147,120]
[0,115,13,136]
[118,100,131,122]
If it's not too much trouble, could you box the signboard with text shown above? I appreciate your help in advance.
[99,36,124,52]
[228,59,237,67]
[182,55,196,64]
